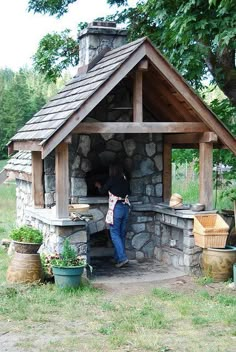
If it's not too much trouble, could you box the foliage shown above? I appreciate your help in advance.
[108,0,236,105]
[0,68,46,159]
[28,0,77,18]
[0,68,72,159]
[45,239,86,268]
[27,0,236,105]
[9,226,43,243]
[33,30,79,82]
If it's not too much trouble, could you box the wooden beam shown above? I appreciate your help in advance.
[199,132,218,143]
[55,143,69,218]
[32,151,44,208]
[8,142,14,156]
[63,134,72,144]
[163,144,172,202]
[199,142,213,210]
[145,42,236,155]
[138,59,149,71]
[165,132,217,144]
[73,122,209,134]
[12,141,42,152]
[133,70,143,122]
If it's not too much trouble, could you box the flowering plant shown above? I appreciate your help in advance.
[42,239,86,276]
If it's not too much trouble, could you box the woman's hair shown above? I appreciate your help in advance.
[109,163,124,177]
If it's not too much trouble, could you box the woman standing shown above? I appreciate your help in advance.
[95,164,130,268]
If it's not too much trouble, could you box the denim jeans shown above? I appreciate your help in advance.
[109,202,129,263]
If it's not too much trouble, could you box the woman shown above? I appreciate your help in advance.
[95,164,130,268]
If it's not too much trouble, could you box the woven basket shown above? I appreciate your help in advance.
[193,231,228,249]
[193,214,229,234]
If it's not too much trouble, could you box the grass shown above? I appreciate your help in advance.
[1,260,236,352]
[172,179,234,210]
[0,159,8,170]
[1,164,236,351]
[0,182,16,241]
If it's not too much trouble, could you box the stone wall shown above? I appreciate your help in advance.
[154,212,202,275]
[15,179,33,226]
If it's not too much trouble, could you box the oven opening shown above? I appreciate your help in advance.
[85,166,109,196]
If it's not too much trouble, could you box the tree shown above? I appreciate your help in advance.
[33,30,79,82]
[29,0,236,106]
[0,68,70,159]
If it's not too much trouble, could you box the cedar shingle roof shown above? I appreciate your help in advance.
[11,38,145,143]
[8,36,236,156]
[4,151,31,174]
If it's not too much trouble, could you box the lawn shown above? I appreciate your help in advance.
[0,181,236,351]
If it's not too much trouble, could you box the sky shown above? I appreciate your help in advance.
[0,0,136,71]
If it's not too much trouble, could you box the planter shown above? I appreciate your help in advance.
[7,252,43,283]
[52,266,85,288]
[201,246,236,282]
[13,240,42,254]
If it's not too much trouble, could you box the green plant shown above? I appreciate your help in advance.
[9,226,43,244]
[47,239,86,268]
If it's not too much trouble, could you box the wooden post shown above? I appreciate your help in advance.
[199,142,213,210]
[32,151,44,208]
[133,70,143,122]
[163,143,172,202]
[55,143,69,218]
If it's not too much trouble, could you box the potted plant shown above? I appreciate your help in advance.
[7,226,44,284]
[9,226,43,254]
[44,239,89,289]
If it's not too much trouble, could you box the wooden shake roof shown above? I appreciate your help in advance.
[11,38,145,143]
[9,37,236,157]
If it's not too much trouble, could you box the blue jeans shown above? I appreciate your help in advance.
[109,202,129,263]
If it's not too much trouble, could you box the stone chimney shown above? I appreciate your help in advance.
[78,21,127,68]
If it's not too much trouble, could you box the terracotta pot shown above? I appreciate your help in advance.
[201,246,236,282]
[7,252,43,283]
[13,241,41,254]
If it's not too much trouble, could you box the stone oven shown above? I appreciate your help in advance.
[3,21,236,276]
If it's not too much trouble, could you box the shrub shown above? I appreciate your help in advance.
[9,226,43,244]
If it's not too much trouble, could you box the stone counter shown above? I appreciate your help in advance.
[130,204,217,275]
[24,202,217,275]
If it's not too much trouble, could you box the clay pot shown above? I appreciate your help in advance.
[13,241,41,254]
[201,246,236,282]
[7,252,43,283]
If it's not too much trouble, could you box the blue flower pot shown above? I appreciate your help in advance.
[52,266,84,288]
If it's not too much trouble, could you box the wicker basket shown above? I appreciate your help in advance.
[193,231,228,249]
[193,214,229,234]
[193,214,229,248]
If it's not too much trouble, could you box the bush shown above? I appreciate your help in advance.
[9,226,43,244]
